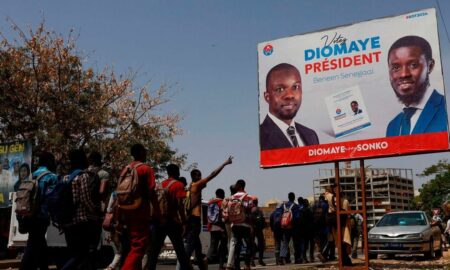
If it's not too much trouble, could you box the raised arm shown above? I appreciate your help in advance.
[197,156,233,186]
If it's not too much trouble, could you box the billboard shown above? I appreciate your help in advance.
[258,8,449,168]
[0,141,32,207]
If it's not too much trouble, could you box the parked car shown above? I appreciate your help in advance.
[368,211,442,259]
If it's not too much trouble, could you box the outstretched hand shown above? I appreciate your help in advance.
[225,156,233,165]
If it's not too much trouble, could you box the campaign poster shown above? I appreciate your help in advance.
[0,141,32,207]
[258,8,449,168]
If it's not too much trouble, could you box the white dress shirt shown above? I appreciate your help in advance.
[403,87,434,134]
[268,112,305,147]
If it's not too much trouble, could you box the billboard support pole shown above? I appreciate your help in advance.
[336,160,370,270]
[360,159,370,270]
[334,161,343,269]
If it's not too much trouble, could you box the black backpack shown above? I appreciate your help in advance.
[47,170,82,229]
[253,210,266,230]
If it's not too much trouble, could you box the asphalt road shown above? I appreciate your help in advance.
[144,249,450,270]
[3,249,450,269]
[155,250,364,270]
[155,256,333,270]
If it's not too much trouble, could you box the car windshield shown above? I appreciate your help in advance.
[377,212,427,227]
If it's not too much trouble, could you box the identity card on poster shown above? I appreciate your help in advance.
[325,86,371,138]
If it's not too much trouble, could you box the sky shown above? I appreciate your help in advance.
[1,0,449,204]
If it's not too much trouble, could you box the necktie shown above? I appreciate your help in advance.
[400,107,417,135]
[286,126,299,147]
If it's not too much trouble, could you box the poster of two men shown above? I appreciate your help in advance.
[258,8,449,168]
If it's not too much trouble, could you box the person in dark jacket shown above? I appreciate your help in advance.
[250,199,266,266]
[312,195,329,261]
[299,198,314,263]
[270,207,283,265]
[19,152,58,270]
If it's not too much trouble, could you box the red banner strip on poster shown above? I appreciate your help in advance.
[260,132,449,168]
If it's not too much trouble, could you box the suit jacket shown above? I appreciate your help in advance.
[260,115,319,151]
[354,109,362,115]
[386,89,448,137]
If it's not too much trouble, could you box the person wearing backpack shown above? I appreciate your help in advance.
[147,164,191,270]
[222,184,237,268]
[61,149,102,270]
[116,144,155,270]
[250,199,266,267]
[223,179,256,270]
[206,188,227,269]
[180,156,233,270]
[279,192,299,265]
[269,204,284,265]
[18,152,57,270]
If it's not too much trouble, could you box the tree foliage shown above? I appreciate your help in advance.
[417,159,450,177]
[0,20,184,177]
[416,159,450,214]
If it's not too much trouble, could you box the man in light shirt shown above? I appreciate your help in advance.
[386,35,448,137]
[223,179,256,270]
[260,63,319,150]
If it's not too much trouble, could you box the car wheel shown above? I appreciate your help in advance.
[368,253,377,259]
[424,238,435,259]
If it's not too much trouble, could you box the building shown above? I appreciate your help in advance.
[313,164,414,226]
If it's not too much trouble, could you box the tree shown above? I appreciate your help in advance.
[0,20,184,176]
[409,195,422,211]
[417,159,450,177]
[416,159,450,214]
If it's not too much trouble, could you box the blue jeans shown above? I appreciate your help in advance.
[296,235,306,261]
[281,229,293,259]
[273,229,283,261]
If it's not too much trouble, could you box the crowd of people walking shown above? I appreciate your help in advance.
[13,143,364,270]
[269,186,363,267]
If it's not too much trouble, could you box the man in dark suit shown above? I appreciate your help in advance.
[350,101,362,115]
[386,36,448,137]
[260,63,319,150]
